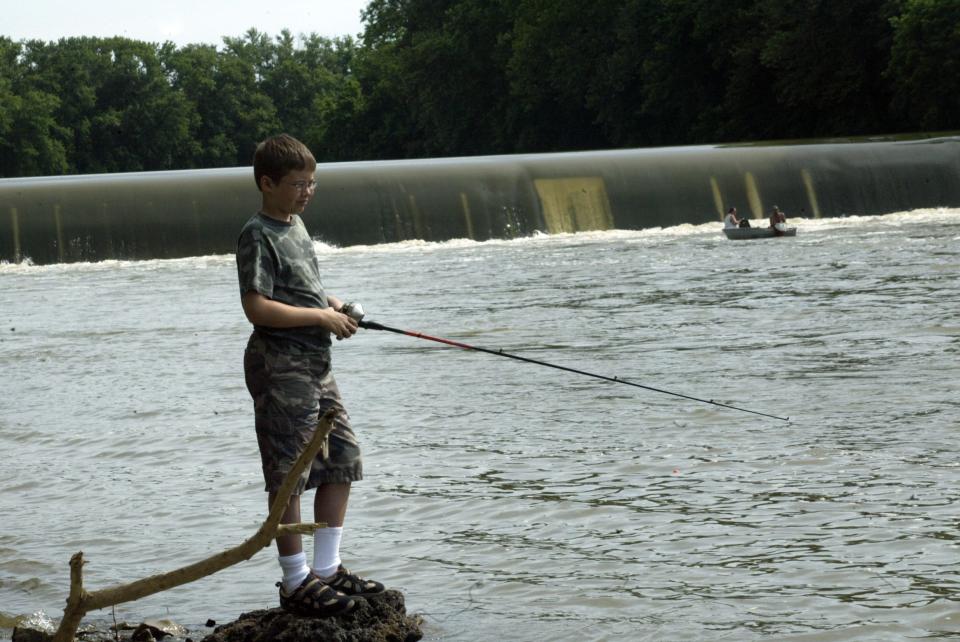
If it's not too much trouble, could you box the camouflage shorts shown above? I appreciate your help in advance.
[244,333,363,494]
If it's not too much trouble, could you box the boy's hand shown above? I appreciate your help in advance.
[323,307,359,340]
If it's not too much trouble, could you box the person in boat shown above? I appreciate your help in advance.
[769,205,787,233]
[237,134,386,618]
[723,207,740,229]
[723,206,751,228]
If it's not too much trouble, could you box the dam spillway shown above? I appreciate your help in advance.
[2,135,959,264]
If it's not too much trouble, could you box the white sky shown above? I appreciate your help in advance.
[3,0,370,48]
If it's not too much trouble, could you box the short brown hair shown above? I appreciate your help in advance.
[253,134,317,190]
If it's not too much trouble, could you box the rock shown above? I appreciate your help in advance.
[201,590,422,642]
[131,624,158,641]
[13,617,191,642]
[11,610,55,641]
[131,618,187,641]
[11,627,52,642]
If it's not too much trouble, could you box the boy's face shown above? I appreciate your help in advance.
[261,168,317,219]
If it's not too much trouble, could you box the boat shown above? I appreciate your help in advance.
[723,226,797,240]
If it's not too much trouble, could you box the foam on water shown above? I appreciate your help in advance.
[4,207,958,273]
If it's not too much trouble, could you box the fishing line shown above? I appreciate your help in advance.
[342,304,789,421]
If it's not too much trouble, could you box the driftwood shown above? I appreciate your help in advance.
[52,409,337,642]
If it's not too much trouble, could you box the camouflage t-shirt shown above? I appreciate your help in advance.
[236,212,331,353]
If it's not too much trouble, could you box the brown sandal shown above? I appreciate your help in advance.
[277,574,356,617]
[323,565,386,596]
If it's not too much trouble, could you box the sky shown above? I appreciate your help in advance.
[4,0,370,48]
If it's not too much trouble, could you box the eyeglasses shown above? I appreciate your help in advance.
[284,179,317,193]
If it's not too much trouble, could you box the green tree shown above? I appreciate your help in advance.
[508,0,616,150]
[590,0,788,146]
[86,37,195,172]
[752,0,901,138]
[400,0,516,155]
[166,32,279,167]
[507,0,748,148]
[887,0,960,130]
[217,29,284,164]
[355,0,517,157]
[259,31,343,150]
[0,37,68,176]
[0,87,69,176]
[305,64,367,161]
[18,37,104,172]
[17,37,195,173]
[6,1,960,173]
[348,16,421,159]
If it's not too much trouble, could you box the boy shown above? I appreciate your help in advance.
[236,134,384,617]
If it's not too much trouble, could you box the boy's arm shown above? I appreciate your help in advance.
[327,294,344,312]
[241,291,357,339]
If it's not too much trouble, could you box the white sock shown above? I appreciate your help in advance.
[278,552,310,592]
[312,527,343,579]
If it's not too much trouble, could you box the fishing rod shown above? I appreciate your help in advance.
[341,303,789,422]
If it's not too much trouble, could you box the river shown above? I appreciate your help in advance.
[1,209,958,641]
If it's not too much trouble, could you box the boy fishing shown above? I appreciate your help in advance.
[236,133,384,617]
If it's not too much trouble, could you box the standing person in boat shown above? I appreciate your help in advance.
[769,206,787,234]
[236,134,385,618]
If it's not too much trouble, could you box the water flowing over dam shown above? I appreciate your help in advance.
[2,135,959,264]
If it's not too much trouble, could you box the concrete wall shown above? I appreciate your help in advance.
[2,136,959,264]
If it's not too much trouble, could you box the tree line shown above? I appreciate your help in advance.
[1,0,958,178]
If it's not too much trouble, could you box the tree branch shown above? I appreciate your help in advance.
[52,409,337,642]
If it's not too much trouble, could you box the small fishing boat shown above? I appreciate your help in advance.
[723,226,797,240]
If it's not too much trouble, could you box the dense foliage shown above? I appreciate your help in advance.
[1,0,958,177]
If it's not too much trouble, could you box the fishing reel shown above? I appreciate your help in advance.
[340,302,365,321]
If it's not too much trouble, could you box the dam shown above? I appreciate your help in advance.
[1,135,959,264]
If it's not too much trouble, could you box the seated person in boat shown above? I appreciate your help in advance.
[723,207,740,229]
[769,206,787,232]
[724,207,751,228]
